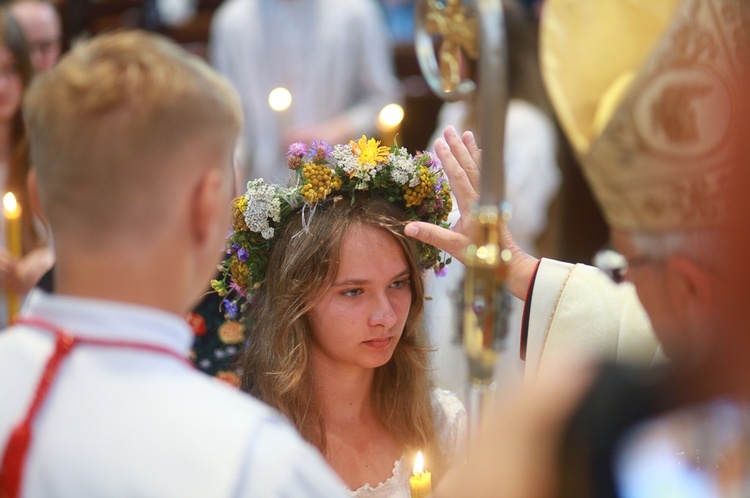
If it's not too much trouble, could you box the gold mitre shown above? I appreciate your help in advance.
[540,0,748,231]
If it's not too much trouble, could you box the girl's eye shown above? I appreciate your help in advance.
[342,288,363,298]
[391,279,410,289]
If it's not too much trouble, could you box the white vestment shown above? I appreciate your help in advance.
[524,258,664,379]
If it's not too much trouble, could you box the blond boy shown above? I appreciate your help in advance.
[0,31,345,497]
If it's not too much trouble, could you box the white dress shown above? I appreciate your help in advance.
[348,388,467,497]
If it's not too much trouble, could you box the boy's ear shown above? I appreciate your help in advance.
[190,168,225,247]
[26,168,46,224]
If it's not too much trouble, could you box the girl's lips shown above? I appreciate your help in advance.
[363,337,392,349]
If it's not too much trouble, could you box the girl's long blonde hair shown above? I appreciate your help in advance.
[239,194,445,476]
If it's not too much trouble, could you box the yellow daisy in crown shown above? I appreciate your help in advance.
[351,135,390,167]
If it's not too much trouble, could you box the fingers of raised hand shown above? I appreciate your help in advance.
[405,221,469,265]
[443,127,481,191]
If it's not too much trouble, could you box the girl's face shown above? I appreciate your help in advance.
[307,223,413,373]
[0,45,21,125]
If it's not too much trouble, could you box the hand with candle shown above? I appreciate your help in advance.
[3,191,23,319]
[410,451,432,498]
[0,249,20,291]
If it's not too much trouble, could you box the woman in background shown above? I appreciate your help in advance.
[0,8,53,326]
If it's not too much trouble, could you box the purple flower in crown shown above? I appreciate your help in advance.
[227,242,241,255]
[237,247,250,263]
[221,298,239,320]
[287,142,307,170]
[310,140,332,163]
[229,280,248,298]
[287,142,306,157]
[426,151,442,170]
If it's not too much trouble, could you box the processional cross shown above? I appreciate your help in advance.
[424,0,479,93]
[416,0,511,438]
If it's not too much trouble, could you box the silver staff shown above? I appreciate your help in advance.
[415,0,510,437]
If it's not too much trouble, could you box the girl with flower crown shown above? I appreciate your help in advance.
[214,137,466,496]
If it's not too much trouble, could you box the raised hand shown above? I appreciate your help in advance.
[405,126,539,299]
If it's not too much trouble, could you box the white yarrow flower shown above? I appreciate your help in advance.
[244,179,282,240]
[332,144,358,176]
[389,149,418,187]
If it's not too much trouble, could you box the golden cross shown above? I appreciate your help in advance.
[425,0,479,92]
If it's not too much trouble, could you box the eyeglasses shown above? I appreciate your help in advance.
[593,249,656,284]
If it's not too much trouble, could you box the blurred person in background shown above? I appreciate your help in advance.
[209,0,402,185]
[0,7,52,327]
[7,0,61,72]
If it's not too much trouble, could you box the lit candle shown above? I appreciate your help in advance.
[269,86,293,136]
[377,103,404,147]
[3,192,21,320]
[409,450,432,498]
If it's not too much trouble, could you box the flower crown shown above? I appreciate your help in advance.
[211,136,453,318]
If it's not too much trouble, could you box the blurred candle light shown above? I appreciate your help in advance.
[268,87,293,112]
[378,103,404,146]
[3,192,21,320]
[269,87,293,139]
[409,450,432,498]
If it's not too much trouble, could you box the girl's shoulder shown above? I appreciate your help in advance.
[430,387,466,425]
[430,388,468,463]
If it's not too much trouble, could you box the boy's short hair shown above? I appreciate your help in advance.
[24,30,242,237]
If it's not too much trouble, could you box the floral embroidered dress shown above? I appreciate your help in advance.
[349,388,467,497]
[187,283,248,387]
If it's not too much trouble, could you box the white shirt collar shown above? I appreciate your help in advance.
[17,289,194,357]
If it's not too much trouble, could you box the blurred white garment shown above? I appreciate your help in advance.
[425,99,562,400]
[615,400,750,498]
[157,0,197,26]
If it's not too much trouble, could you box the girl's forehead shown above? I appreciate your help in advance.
[335,225,408,274]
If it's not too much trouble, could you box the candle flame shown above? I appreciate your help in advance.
[3,192,20,219]
[413,450,424,474]
[268,87,292,112]
[378,103,404,130]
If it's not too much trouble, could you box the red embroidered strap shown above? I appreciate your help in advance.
[0,317,192,498]
[0,332,74,498]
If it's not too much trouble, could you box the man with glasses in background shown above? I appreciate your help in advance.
[8,0,61,73]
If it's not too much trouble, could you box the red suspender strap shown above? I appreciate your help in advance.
[0,317,191,498]
[0,332,75,498]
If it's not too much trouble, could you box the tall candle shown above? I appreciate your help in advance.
[377,103,404,147]
[409,451,432,498]
[3,192,21,320]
